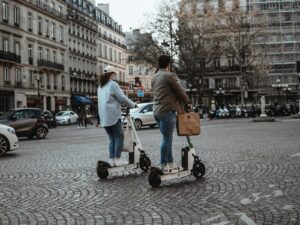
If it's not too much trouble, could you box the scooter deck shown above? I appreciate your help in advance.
[160,170,192,181]
[108,163,139,173]
[150,166,192,181]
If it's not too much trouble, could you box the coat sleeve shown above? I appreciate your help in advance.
[111,82,135,108]
[167,75,190,105]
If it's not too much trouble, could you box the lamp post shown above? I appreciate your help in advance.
[34,70,41,109]
[216,88,225,106]
[272,79,282,103]
[298,74,300,115]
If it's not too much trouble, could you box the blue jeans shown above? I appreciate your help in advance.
[104,119,124,159]
[155,111,176,165]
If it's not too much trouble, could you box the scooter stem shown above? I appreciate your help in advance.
[186,136,193,148]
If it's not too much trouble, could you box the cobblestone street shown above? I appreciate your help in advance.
[0,118,299,225]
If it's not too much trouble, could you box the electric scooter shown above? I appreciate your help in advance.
[96,107,151,179]
[148,136,205,187]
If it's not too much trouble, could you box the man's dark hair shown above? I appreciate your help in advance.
[158,55,171,69]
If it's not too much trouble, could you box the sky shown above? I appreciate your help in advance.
[95,0,161,32]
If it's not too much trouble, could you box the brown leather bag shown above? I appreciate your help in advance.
[176,112,201,136]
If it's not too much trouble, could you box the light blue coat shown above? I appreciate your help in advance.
[97,80,135,127]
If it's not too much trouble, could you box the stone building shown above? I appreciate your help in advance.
[0,0,69,112]
[66,0,98,108]
[125,29,156,102]
[95,4,127,90]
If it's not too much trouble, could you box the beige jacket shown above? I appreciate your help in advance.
[151,69,190,116]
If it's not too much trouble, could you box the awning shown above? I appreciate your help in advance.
[72,95,93,105]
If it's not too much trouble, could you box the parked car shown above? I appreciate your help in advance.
[42,110,56,128]
[0,108,48,139]
[0,124,19,156]
[55,111,78,125]
[129,102,157,130]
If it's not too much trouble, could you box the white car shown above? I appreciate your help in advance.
[129,102,157,130]
[55,111,78,125]
[0,124,19,156]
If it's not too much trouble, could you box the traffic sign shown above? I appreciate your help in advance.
[137,89,144,98]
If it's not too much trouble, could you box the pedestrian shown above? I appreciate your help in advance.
[96,110,100,127]
[98,66,137,167]
[77,106,84,128]
[151,55,190,174]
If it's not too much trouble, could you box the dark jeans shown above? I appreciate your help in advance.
[77,117,84,126]
[155,111,176,165]
[104,119,124,159]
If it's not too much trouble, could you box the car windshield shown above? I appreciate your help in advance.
[56,111,69,116]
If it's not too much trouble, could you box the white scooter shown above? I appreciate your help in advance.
[148,136,205,187]
[96,107,151,179]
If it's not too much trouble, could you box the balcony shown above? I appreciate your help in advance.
[0,51,21,64]
[38,59,64,71]
[18,0,67,21]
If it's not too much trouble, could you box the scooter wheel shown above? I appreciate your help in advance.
[148,172,161,187]
[192,161,205,179]
[96,165,109,179]
[139,156,151,172]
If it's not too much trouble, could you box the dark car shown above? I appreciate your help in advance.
[42,110,56,128]
[0,108,48,139]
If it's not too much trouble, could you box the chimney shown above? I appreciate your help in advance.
[97,3,110,15]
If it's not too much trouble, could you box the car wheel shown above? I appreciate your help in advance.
[0,134,9,156]
[134,119,142,130]
[36,126,47,139]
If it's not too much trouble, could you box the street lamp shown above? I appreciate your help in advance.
[34,70,41,109]
[272,79,282,103]
[298,73,300,115]
[216,88,225,105]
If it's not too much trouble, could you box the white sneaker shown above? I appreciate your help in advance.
[167,162,183,171]
[163,165,179,174]
[115,158,128,167]
[108,158,115,167]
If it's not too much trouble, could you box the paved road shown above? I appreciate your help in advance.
[0,118,299,225]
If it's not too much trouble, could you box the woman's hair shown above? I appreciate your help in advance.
[100,73,112,87]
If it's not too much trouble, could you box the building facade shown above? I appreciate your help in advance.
[95,4,127,90]
[250,0,300,103]
[125,30,156,102]
[179,0,300,108]
[0,0,135,114]
[66,0,98,108]
[0,0,69,112]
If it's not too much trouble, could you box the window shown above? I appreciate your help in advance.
[61,75,65,86]
[14,6,20,26]
[47,74,51,85]
[2,2,8,22]
[53,51,56,63]
[58,6,63,14]
[15,42,20,55]
[45,20,50,37]
[54,76,57,86]
[38,47,43,60]
[51,22,56,39]
[28,12,33,31]
[28,44,33,62]
[3,38,9,52]
[59,26,64,42]
[129,66,133,75]
[15,68,21,82]
[29,70,34,85]
[61,53,64,64]
[46,49,50,60]
[38,17,43,35]
[4,67,9,81]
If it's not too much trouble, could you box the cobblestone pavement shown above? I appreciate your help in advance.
[0,118,299,225]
